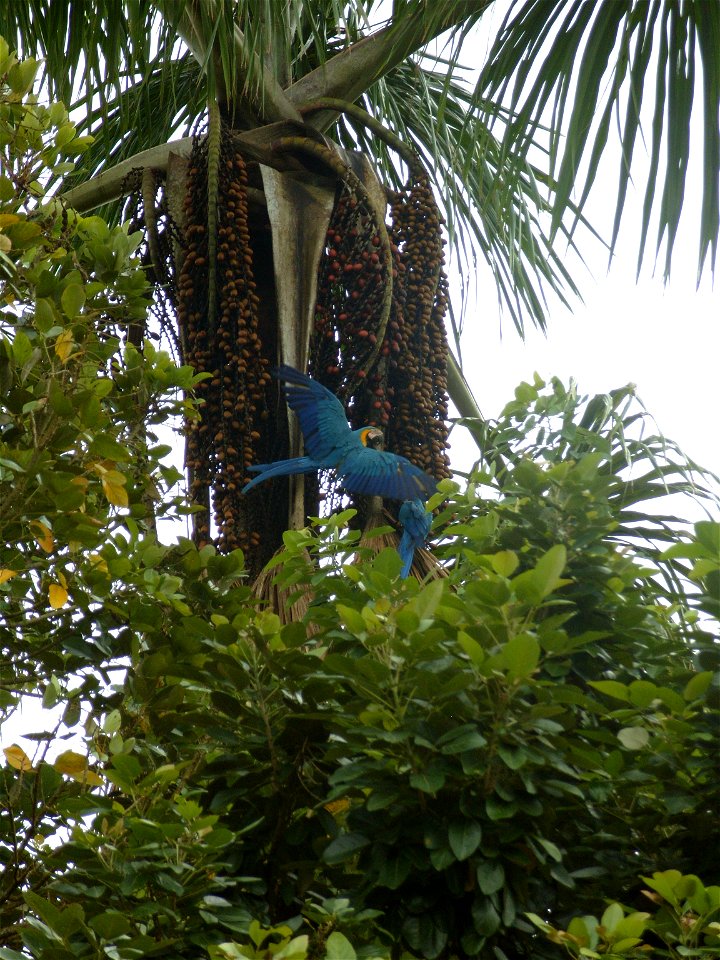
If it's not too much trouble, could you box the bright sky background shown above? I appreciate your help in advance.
[443,4,719,487]
[449,186,719,482]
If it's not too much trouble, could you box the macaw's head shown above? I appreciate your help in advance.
[358,426,384,450]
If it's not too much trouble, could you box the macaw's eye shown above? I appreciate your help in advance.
[364,428,384,450]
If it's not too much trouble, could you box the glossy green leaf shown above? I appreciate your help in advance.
[437,726,487,754]
[683,671,713,701]
[448,819,482,861]
[617,726,650,750]
[325,932,356,960]
[513,545,567,605]
[409,765,446,793]
[490,550,519,577]
[589,680,630,702]
[323,832,370,865]
[471,896,501,937]
[60,282,85,318]
[88,911,132,939]
[477,860,505,895]
[501,633,540,679]
[336,603,366,635]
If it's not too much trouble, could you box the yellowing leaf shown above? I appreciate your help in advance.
[0,568,18,583]
[30,520,54,553]
[0,213,20,229]
[4,744,33,771]
[53,750,103,785]
[54,328,74,363]
[0,233,11,253]
[89,553,108,574]
[49,582,68,608]
[54,750,86,776]
[101,470,128,508]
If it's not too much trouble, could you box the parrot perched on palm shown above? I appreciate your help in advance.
[398,498,433,578]
[242,365,437,500]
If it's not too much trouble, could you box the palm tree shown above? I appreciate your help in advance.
[2,0,717,577]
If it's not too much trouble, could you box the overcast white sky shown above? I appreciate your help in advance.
[449,189,719,482]
[444,4,719,485]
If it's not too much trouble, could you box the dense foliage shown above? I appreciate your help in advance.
[1,39,719,960]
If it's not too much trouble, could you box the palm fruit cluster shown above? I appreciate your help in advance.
[310,182,389,410]
[176,134,274,569]
[384,161,451,481]
[125,127,449,575]
[310,156,452,505]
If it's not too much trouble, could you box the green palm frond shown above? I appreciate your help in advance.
[341,59,596,344]
[0,0,179,120]
[476,0,720,283]
[4,0,714,329]
[466,379,720,613]
[64,51,205,194]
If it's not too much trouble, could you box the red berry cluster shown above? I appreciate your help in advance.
[385,162,451,481]
[311,185,389,412]
[310,157,452,507]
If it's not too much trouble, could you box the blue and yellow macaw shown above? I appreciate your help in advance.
[242,365,437,500]
[398,498,432,578]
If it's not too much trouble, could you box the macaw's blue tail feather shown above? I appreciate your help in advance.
[397,498,432,578]
[242,456,319,493]
[398,530,415,578]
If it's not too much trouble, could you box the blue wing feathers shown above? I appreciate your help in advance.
[243,365,438,500]
[275,365,352,462]
[241,455,319,493]
[339,449,435,500]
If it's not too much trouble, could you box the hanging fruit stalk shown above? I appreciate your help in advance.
[305,141,451,514]
[177,133,273,570]
[123,104,452,584]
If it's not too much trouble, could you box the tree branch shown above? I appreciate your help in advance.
[447,352,484,426]
[59,125,308,212]
[285,0,494,127]
[61,139,194,212]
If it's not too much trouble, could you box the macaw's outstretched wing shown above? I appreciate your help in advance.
[275,365,355,463]
[272,366,437,500]
[241,455,319,493]
[338,448,437,501]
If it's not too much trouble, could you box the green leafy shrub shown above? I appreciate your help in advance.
[528,869,720,958]
[1,42,718,960]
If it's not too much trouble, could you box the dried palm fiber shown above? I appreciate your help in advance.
[251,546,316,629]
[358,498,447,581]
